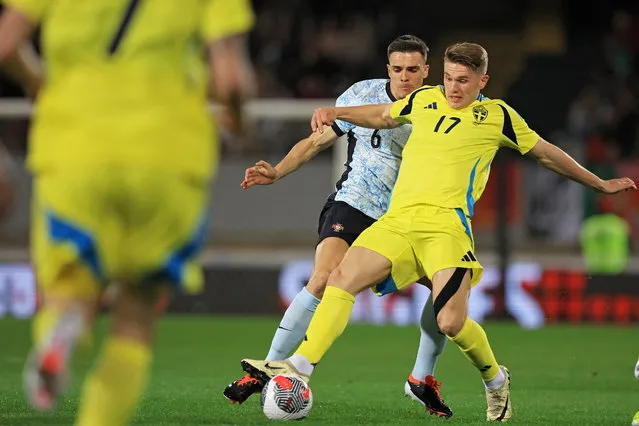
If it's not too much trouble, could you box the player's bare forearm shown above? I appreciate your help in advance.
[335,104,399,129]
[538,149,637,194]
[0,8,34,62]
[529,139,605,191]
[274,127,339,180]
[240,126,339,189]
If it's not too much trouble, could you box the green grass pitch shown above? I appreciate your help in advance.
[0,317,636,425]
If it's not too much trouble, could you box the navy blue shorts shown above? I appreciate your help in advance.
[317,197,376,246]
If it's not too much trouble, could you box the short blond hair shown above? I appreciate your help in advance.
[444,42,488,74]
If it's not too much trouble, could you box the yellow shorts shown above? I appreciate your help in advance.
[352,205,483,295]
[31,166,210,298]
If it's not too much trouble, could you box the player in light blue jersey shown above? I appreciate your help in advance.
[225,35,452,418]
[330,79,412,219]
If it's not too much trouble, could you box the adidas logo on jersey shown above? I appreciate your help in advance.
[461,251,477,262]
[424,102,438,110]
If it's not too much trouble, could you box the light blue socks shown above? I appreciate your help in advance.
[266,287,321,361]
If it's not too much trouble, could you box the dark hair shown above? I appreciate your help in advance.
[387,35,429,62]
[444,42,488,74]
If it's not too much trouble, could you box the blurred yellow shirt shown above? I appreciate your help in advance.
[3,0,254,177]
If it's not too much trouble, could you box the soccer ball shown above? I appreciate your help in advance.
[261,374,313,420]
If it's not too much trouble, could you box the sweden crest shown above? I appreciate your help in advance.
[472,105,488,123]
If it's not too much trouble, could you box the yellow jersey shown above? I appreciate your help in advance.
[389,85,539,218]
[3,0,254,177]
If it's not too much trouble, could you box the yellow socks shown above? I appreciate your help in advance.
[449,317,500,381]
[296,286,355,364]
[75,337,151,426]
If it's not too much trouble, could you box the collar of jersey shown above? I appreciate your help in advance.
[385,81,397,101]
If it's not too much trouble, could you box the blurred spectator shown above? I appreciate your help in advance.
[602,10,639,80]
[612,86,639,157]
[567,86,614,140]
[580,196,630,274]
[567,8,639,165]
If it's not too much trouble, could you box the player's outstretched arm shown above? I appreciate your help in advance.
[0,7,41,99]
[528,138,637,194]
[241,126,339,189]
[312,104,399,133]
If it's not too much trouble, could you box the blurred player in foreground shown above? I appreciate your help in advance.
[241,42,637,421]
[0,1,255,425]
[226,35,452,417]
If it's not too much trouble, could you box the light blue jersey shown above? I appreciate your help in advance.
[331,79,411,220]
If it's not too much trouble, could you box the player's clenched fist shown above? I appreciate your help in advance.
[311,108,337,133]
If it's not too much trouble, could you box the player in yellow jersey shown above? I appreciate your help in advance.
[0,1,256,424]
[241,42,637,421]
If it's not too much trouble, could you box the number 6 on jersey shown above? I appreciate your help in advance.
[370,129,381,149]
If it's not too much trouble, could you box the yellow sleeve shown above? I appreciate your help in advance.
[389,99,412,124]
[201,0,255,42]
[2,0,48,23]
[497,102,540,154]
[389,85,434,124]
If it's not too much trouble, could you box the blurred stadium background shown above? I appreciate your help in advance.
[0,0,637,326]
[0,0,638,424]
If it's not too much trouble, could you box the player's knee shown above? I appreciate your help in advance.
[436,311,464,337]
[328,263,381,296]
[120,284,163,305]
[326,266,351,290]
[326,267,342,286]
[306,270,331,298]
[110,284,165,345]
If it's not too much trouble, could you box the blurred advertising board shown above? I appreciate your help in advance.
[276,261,639,328]
[2,262,637,326]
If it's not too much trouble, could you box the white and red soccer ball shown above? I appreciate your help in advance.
[261,374,313,420]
